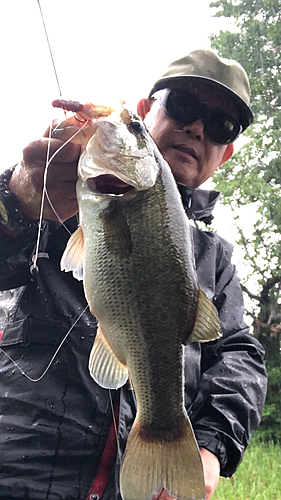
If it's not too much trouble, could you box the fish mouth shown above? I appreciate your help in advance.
[87,175,135,195]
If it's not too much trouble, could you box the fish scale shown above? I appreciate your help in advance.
[61,103,222,500]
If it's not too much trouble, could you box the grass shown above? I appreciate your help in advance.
[212,438,281,500]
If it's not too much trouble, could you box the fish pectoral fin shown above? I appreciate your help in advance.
[72,267,84,281]
[120,415,205,500]
[186,287,222,344]
[89,325,128,389]
[60,226,85,279]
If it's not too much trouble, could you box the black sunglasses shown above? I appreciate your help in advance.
[159,89,242,145]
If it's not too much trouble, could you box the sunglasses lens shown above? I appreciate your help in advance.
[160,90,241,144]
[205,112,241,144]
[162,90,201,124]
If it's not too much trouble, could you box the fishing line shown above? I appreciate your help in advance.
[32,121,53,271]
[0,304,89,382]
[45,189,73,236]
[1,3,93,382]
[37,0,65,107]
[33,119,90,269]
[25,121,91,373]
[108,389,122,460]
[34,0,78,256]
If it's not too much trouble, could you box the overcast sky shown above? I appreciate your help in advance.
[1,0,234,168]
[2,1,256,289]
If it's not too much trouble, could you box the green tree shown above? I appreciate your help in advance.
[209,0,281,438]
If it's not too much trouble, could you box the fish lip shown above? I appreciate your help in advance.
[172,144,198,160]
[87,175,136,196]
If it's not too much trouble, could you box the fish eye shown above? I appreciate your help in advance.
[128,121,144,134]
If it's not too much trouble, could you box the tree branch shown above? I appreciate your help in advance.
[241,284,261,302]
[235,224,267,279]
[260,276,281,304]
[243,307,258,321]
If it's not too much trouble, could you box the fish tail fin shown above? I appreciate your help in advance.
[120,416,205,500]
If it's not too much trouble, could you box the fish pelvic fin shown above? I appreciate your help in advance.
[187,288,222,344]
[60,226,84,280]
[120,415,205,500]
[89,325,128,389]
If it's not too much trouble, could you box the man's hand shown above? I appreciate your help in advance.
[9,124,82,222]
[200,448,220,500]
[152,448,220,500]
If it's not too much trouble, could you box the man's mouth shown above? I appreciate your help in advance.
[172,145,198,160]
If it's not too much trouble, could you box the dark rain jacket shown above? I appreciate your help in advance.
[0,177,267,500]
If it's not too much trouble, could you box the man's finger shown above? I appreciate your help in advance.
[23,138,81,165]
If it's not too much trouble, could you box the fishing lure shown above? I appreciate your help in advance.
[52,99,117,121]
[52,99,84,113]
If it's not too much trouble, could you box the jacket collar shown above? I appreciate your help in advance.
[177,184,221,224]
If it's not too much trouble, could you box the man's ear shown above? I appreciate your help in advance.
[137,98,153,119]
[219,143,234,166]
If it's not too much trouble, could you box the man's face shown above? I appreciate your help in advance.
[143,84,239,188]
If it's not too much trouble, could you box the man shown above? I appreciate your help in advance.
[0,50,266,500]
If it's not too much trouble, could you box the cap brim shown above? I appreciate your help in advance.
[149,76,253,131]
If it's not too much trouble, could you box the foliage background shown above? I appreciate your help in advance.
[209,0,281,439]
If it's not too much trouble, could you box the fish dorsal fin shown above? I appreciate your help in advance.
[60,226,85,275]
[89,325,128,389]
[186,288,222,344]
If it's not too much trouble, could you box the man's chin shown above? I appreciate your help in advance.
[169,163,198,189]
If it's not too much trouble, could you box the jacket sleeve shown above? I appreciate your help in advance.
[190,232,267,477]
[0,168,55,290]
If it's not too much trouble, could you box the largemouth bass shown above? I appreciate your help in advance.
[61,103,222,500]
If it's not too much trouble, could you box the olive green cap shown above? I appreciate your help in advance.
[148,49,253,131]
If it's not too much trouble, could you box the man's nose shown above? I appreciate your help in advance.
[182,119,204,141]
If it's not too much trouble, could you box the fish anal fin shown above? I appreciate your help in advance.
[60,226,85,276]
[186,288,222,344]
[89,325,128,389]
[120,415,205,500]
